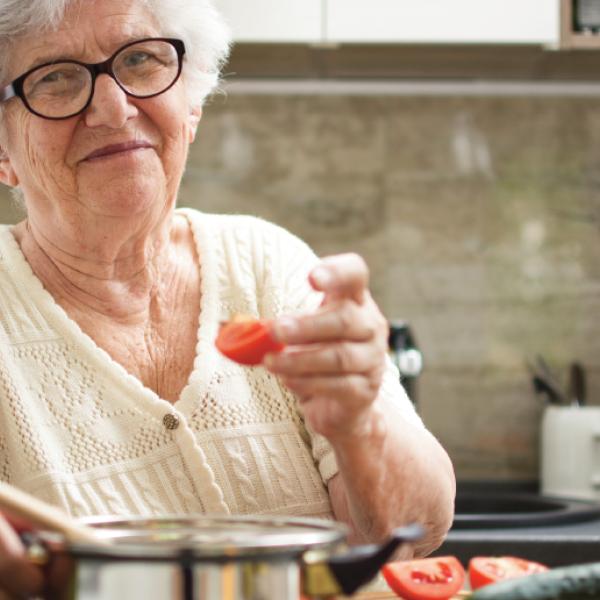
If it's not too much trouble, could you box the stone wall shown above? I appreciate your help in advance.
[2,91,599,480]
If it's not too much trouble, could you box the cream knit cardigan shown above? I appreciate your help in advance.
[0,208,421,519]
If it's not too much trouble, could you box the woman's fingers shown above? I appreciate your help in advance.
[282,373,383,405]
[0,517,44,597]
[266,340,383,376]
[309,253,369,303]
[280,373,386,439]
[269,252,392,438]
[273,297,388,346]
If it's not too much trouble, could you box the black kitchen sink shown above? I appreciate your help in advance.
[453,491,600,529]
[435,484,600,566]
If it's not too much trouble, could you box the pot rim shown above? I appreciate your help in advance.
[41,514,349,562]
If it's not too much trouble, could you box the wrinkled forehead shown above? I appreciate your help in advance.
[7,0,160,79]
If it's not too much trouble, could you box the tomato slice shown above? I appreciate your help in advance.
[382,556,465,600]
[215,316,284,366]
[468,556,548,590]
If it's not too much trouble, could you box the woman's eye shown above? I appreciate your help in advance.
[40,70,71,83]
[29,69,80,92]
[24,65,86,99]
[123,52,153,67]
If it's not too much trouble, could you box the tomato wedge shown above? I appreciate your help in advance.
[468,556,548,590]
[382,556,465,600]
[215,316,284,365]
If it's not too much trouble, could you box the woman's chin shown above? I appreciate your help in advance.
[78,181,168,219]
[76,155,169,216]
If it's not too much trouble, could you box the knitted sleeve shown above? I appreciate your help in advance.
[256,221,424,485]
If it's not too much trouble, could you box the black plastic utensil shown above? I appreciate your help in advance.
[532,375,564,405]
[568,362,586,407]
[527,357,567,405]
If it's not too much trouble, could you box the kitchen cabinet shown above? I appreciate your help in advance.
[214,0,560,46]
[325,0,560,45]
[211,0,322,43]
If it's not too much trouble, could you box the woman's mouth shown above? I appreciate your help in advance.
[83,141,153,162]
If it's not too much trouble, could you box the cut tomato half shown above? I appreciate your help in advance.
[382,556,465,600]
[215,316,284,366]
[468,556,548,590]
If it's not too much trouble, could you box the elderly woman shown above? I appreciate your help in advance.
[0,0,455,596]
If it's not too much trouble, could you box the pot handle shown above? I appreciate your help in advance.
[303,522,424,597]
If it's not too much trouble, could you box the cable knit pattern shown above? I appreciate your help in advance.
[0,209,422,519]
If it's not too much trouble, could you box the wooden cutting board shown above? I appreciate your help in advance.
[338,591,470,599]
[337,594,404,600]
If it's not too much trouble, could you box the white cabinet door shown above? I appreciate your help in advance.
[212,0,322,42]
[326,0,560,45]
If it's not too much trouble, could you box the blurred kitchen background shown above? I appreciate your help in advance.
[2,0,600,483]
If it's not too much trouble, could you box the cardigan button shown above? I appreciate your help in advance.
[163,413,180,430]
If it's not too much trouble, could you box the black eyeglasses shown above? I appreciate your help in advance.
[0,37,185,120]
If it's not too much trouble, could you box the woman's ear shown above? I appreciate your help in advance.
[0,119,19,187]
[0,145,18,187]
[188,105,202,143]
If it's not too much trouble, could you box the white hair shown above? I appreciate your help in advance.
[0,0,232,106]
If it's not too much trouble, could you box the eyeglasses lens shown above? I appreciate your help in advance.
[24,63,90,118]
[114,40,180,97]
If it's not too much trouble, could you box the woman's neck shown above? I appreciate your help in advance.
[11,211,188,323]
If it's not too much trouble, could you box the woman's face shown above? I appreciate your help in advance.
[0,0,200,225]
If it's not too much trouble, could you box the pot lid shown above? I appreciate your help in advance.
[50,515,348,561]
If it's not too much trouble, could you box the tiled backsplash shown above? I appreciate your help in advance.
[2,90,599,480]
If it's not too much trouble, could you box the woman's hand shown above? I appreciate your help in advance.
[0,514,44,598]
[265,253,389,441]
[267,253,456,549]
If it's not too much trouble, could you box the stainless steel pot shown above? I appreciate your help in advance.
[33,515,423,600]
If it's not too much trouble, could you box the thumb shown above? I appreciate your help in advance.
[309,254,368,304]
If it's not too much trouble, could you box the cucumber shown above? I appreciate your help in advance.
[470,562,600,600]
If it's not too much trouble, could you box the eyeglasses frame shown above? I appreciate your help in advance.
[0,37,186,120]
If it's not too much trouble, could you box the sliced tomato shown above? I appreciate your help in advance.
[215,316,284,366]
[468,556,548,590]
[382,556,465,600]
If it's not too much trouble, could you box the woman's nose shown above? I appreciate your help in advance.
[84,74,138,128]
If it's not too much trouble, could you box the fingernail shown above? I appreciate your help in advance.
[311,266,331,288]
